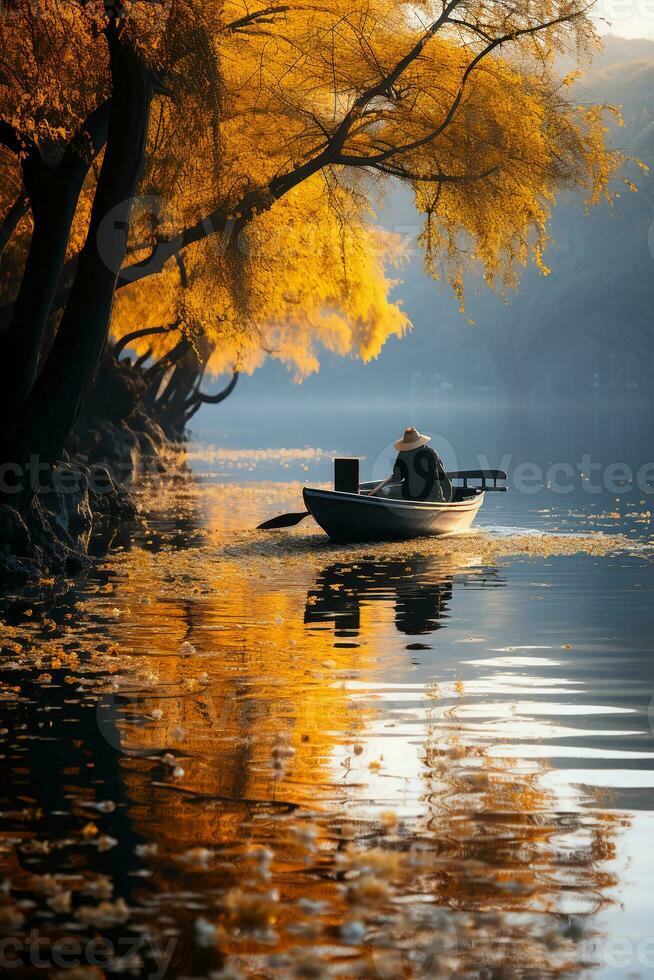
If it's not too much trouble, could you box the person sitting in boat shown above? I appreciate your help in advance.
[370,427,453,502]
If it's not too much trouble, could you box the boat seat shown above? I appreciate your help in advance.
[362,482,478,503]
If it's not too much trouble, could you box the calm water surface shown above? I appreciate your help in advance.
[1,439,654,979]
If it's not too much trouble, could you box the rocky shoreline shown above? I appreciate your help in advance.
[0,349,182,583]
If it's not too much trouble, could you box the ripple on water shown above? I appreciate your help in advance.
[0,479,652,977]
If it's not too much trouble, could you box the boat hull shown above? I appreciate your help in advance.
[303,487,484,542]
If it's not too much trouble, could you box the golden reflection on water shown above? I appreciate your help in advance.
[0,480,632,978]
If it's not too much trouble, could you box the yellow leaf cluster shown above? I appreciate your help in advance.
[114,178,410,379]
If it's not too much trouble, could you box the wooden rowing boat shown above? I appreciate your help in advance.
[257,467,507,540]
[303,472,504,543]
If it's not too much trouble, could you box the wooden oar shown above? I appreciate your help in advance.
[257,510,310,530]
[256,477,423,529]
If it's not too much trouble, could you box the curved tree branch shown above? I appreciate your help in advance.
[174,251,188,288]
[326,0,464,157]
[190,369,239,406]
[134,347,153,370]
[105,3,470,286]
[181,370,239,426]
[144,337,191,384]
[333,11,589,171]
[226,5,290,31]
[113,320,180,359]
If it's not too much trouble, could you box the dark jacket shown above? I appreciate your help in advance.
[392,446,453,502]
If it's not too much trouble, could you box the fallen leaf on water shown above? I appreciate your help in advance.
[178,847,213,870]
[75,897,130,927]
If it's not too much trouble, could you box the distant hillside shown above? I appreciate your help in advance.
[575,33,654,70]
[556,33,654,80]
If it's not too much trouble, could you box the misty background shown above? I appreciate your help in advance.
[191,36,654,487]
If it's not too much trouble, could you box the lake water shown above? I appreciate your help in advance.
[1,405,654,979]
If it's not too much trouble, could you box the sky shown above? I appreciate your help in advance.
[594,0,654,39]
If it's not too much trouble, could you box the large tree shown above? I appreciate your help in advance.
[0,0,621,512]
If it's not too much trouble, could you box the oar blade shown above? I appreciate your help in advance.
[256,510,310,530]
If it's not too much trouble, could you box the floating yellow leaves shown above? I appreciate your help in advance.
[75,898,130,928]
[223,887,279,942]
[178,847,213,871]
[0,905,25,933]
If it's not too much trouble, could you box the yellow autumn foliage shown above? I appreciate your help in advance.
[0,0,623,379]
[114,179,410,377]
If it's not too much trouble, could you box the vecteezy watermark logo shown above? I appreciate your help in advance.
[595,0,654,27]
[368,442,654,497]
[96,688,172,756]
[0,457,128,497]
[95,194,243,281]
[0,456,173,497]
[505,453,654,495]
[0,930,177,979]
[96,684,283,756]
[579,934,654,971]
[2,449,653,499]
[96,195,179,280]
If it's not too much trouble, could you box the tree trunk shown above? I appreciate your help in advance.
[0,173,80,408]
[0,100,111,406]
[2,29,152,513]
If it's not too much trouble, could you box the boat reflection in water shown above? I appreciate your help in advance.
[304,557,465,639]
[0,487,630,978]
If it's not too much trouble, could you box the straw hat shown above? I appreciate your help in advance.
[394,426,431,452]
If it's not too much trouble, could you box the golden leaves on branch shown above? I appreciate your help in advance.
[1,0,624,371]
